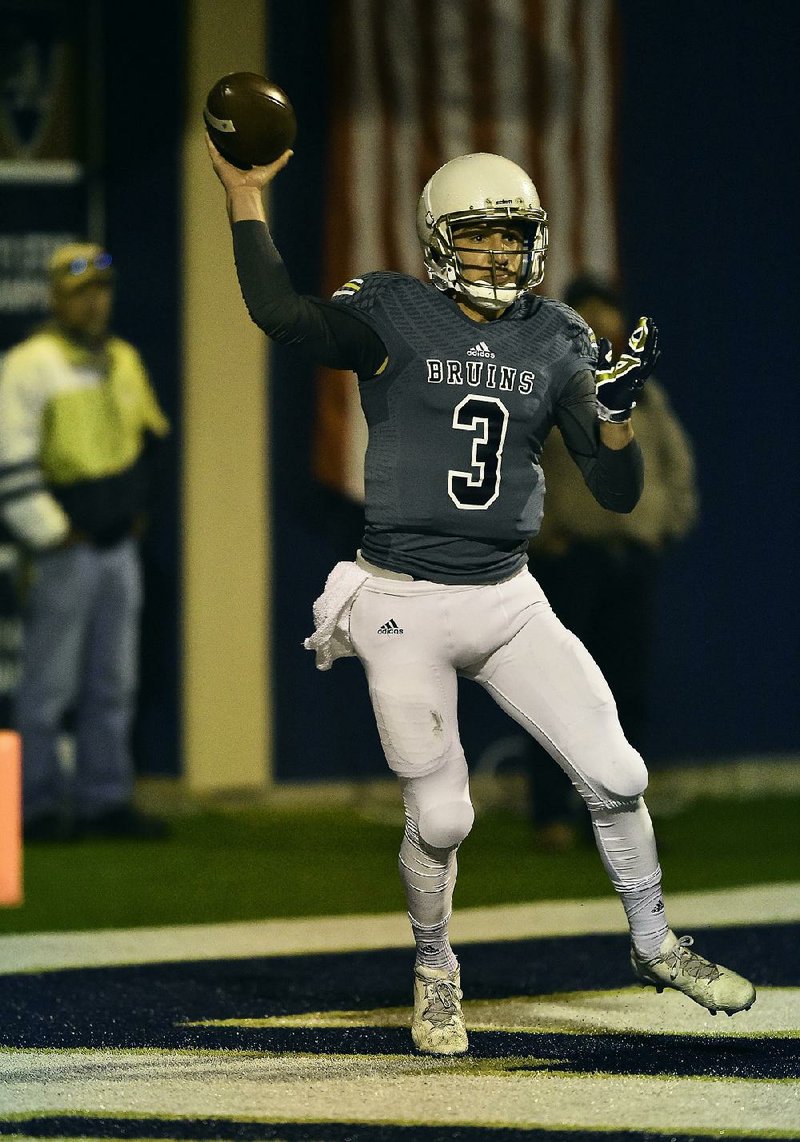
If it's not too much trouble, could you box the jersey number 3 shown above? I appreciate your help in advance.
[448,395,509,510]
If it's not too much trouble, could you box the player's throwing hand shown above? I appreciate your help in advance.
[595,316,660,423]
[205,131,293,193]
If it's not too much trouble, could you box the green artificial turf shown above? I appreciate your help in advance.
[0,794,797,934]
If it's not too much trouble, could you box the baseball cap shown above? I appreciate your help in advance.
[49,243,115,292]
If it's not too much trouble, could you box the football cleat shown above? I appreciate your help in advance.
[631,930,756,1016]
[411,963,469,1055]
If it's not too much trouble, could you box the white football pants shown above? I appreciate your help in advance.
[349,567,661,910]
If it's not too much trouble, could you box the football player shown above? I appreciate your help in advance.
[207,137,755,1055]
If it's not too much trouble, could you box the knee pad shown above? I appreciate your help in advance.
[418,799,475,850]
[585,746,649,810]
[606,746,649,803]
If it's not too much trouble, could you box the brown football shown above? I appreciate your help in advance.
[203,72,296,169]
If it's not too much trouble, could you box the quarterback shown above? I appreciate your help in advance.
[207,137,755,1055]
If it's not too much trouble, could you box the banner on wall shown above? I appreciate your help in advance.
[0,0,94,352]
[313,0,620,501]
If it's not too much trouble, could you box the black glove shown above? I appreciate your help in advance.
[595,316,660,423]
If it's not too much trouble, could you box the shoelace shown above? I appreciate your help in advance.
[664,935,722,983]
[422,979,463,1027]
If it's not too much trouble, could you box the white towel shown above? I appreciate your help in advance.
[303,561,369,671]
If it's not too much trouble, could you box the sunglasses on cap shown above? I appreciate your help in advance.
[67,253,113,275]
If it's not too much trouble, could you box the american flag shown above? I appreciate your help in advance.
[314,0,620,500]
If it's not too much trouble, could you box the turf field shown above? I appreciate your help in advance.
[0,788,798,1139]
[1,791,798,934]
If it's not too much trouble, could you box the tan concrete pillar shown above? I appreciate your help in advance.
[181,0,271,793]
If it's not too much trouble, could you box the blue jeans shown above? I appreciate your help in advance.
[16,539,142,822]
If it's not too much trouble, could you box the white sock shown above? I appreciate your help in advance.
[409,916,458,973]
[399,816,459,973]
[590,798,670,960]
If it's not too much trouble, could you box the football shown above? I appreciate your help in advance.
[203,72,296,169]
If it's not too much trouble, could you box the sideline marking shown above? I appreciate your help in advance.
[1,882,797,975]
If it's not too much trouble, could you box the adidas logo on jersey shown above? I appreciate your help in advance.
[467,340,495,358]
[377,618,404,635]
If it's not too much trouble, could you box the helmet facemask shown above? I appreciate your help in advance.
[425,208,548,313]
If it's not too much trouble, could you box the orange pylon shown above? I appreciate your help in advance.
[0,730,22,906]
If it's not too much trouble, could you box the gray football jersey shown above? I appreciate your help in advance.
[333,272,597,584]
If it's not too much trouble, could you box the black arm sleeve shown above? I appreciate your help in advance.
[555,369,644,513]
[231,219,387,377]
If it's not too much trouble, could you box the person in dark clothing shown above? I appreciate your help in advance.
[206,138,754,1054]
[526,275,699,852]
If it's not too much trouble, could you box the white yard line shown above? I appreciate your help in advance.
[0,1051,797,1133]
[0,881,797,974]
